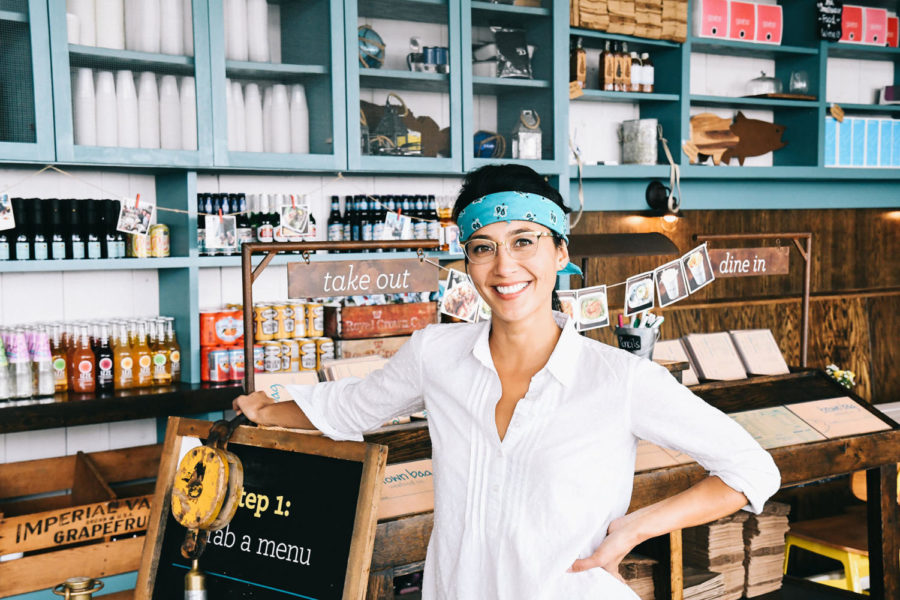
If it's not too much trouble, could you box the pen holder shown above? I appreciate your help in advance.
[614,326,659,360]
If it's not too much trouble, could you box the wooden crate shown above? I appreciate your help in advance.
[0,444,162,596]
[324,302,437,340]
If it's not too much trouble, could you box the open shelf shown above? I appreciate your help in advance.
[0,9,28,23]
[471,0,550,20]
[574,90,679,103]
[571,164,672,179]
[224,60,328,81]
[681,165,900,180]
[569,27,681,49]
[0,257,194,273]
[360,69,449,93]
[689,37,818,58]
[68,44,195,76]
[358,0,448,23]
[826,42,900,60]
[690,94,819,109]
[472,76,550,94]
[832,102,900,114]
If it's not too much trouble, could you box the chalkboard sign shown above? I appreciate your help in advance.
[137,418,387,600]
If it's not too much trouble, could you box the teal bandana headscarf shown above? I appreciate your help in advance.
[456,191,582,276]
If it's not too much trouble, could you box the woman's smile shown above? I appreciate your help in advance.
[492,281,531,299]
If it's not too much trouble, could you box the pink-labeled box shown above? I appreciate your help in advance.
[888,16,899,48]
[694,0,729,39]
[864,7,888,45]
[840,5,864,43]
[754,4,783,44]
[728,1,756,41]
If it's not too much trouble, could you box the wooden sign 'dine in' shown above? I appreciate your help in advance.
[709,247,790,278]
[288,259,437,299]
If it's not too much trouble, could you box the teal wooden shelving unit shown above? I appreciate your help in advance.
[0,0,55,162]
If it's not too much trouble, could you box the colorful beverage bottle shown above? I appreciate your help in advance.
[70,325,96,394]
[50,324,68,392]
[94,324,115,392]
[164,318,181,382]
[133,321,153,388]
[113,323,134,390]
[152,320,172,385]
[32,329,56,396]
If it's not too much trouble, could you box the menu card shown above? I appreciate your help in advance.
[730,406,825,449]
[635,440,695,472]
[729,329,790,376]
[682,332,748,381]
[786,397,891,438]
[652,339,700,386]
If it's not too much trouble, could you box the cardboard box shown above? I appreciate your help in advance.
[728,1,755,41]
[863,7,888,45]
[840,5,864,43]
[377,459,434,520]
[888,16,899,47]
[324,302,437,340]
[754,3,782,44]
[336,335,411,360]
[693,0,728,38]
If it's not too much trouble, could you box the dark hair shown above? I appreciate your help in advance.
[453,165,570,312]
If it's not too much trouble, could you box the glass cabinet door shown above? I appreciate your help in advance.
[0,0,55,161]
[50,0,212,167]
[346,0,462,173]
[210,0,346,170]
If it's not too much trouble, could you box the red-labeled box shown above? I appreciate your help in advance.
[324,302,437,339]
[728,1,756,41]
[841,5,864,43]
[888,16,899,47]
[694,0,729,39]
[755,4,783,44]
[864,7,888,45]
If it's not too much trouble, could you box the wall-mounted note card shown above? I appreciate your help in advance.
[786,397,892,439]
[730,406,826,449]
[729,329,790,376]
[652,339,700,386]
[682,332,748,381]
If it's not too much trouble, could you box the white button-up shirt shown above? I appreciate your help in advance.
[288,312,781,599]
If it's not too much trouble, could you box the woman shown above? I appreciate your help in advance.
[234,165,781,599]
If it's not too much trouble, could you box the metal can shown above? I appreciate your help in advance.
[228,347,245,382]
[149,224,170,257]
[289,302,307,338]
[298,338,317,371]
[208,348,231,382]
[128,233,151,258]
[254,304,279,342]
[263,341,282,373]
[216,309,244,346]
[272,304,292,340]
[253,344,264,373]
[200,346,212,382]
[281,339,300,372]
[199,310,220,347]
[314,337,335,368]
[305,303,324,338]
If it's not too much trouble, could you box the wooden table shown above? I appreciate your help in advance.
[362,370,900,600]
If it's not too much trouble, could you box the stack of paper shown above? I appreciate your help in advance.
[683,511,749,600]
[652,339,700,386]
[575,0,610,30]
[743,502,791,597]
[729,329,791,376]
[682,332,748,381]
[683,566,726,600]
[607,0,636,34]
[319,355,388,381]
[661,0,688,41]
[635,0,663,39]
[619,554,656,600]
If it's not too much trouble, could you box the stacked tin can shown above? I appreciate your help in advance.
[198,306,263,383]
[252,300,334,373]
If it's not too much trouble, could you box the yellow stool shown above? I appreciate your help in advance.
[784,511,870,594]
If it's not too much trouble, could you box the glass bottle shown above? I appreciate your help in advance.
[68,200,86,260]
[95,324,115,392]
[426,195,441,243]
[50,324,68,392]
[413,195,428,240]
[33,329,55,396]
[342,195,353,244]
[164,318,181,383]
[31,200,48,260]
[640,52,654,93]
[49,199,67,260]
[327,196,343,243]
[10,330,33,398]
[133,321,154,388]
[70,326,96,394]
[13,198,30,261]
[570,36,586,89]
[0,335,10,400]
[152,320,172,385]
[86,200,103,259]
[113,322,134,390]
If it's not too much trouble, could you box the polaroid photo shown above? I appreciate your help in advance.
[557,290,578,324]
[117,195,155,236]
[682,243,715,293]
[440,268,481,323]
[0,194,14,231]
[280,203,310,236]
[381,211,414,241]
[205,215,238,250]
[654,259,690,307]
[576,285,610,331]
[624,271,655,317]
[476,298,492,322]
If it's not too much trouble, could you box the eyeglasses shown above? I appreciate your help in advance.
[462,231,554,264]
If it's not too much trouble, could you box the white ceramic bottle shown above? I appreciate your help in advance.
[225,0,248,61]
[159,75,181,150]
[262,85,274,152]
[124,0,137,50]
[160,0,184,55]
[116,70,140,147]
[270,84,290,153]
[137,72,160,149]
[66,13,81,44]
[183,0,194,56]
[267,3,281,63]
[137,0,161,53]
[226,79,236,151]
[180,77,197,151]
[94,0,125,49]
[94,71,118,146]
[73,67,97,146]
[68,0,96,46]
[246,0,269,62]
[243,82,264,152]
[230,80,246,152]
[289,84,309,154]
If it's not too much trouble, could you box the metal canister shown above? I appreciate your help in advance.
[253,344,264,373]
[228,347,245,382]
[272,304,292,340]
[149,224,170,257]
[298,338,317,371]
[314,336,335,370]
[281,339,300,372]
[289,302,307,338]
[263,341,282,373]
[208,347,231,382]
[128,233,151,258]
[254,304,278,342]
[53,577,104,600]
[305,302,324,337]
